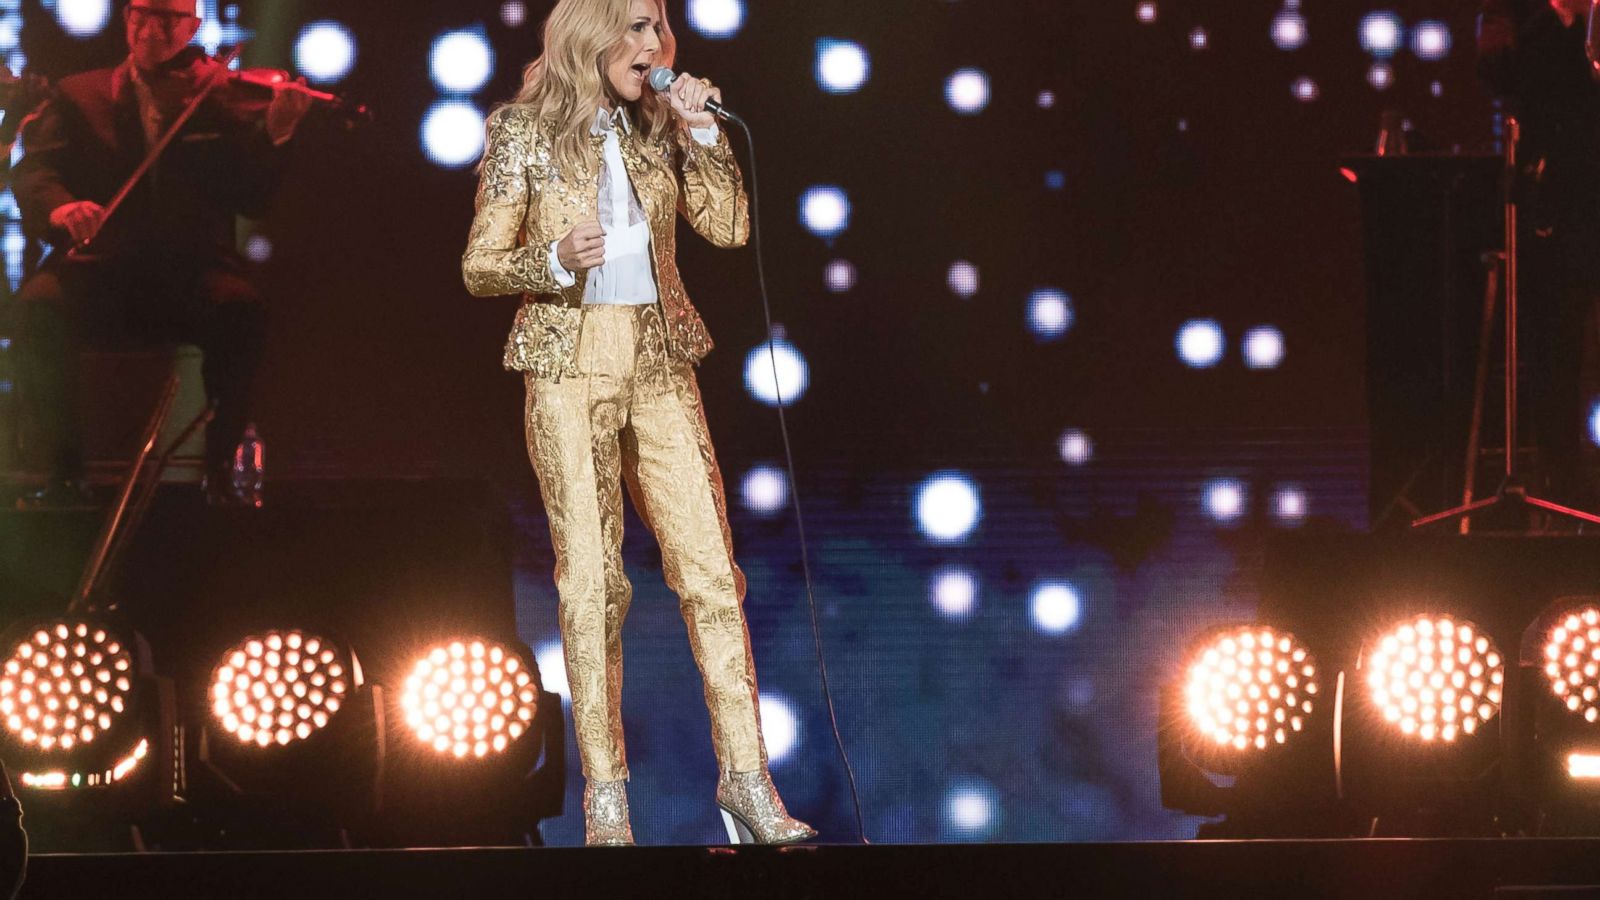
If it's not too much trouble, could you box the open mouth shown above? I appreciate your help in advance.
[630,62,649,79]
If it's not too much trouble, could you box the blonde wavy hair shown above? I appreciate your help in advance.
[508,0,678,173]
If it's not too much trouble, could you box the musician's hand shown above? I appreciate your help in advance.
[1551,0,1587,27]
[557,221,606,271]
[48,200,106,245]
[266,79,314,145]
[666,71,721,130]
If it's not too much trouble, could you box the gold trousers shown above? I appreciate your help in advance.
[524,304,768,782]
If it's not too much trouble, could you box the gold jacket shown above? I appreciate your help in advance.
[462,106,750,378]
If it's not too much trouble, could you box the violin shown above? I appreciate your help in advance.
[211,66,373,129]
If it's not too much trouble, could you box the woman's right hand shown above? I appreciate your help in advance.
[557,221,606,271]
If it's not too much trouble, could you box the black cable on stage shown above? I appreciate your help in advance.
[727,113,869,844]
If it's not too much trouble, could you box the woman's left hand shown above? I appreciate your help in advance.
[666,71,721,130]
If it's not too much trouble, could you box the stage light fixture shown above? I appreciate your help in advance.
[1177,319,1224,368]
[431,28,496,95]
[1363,615,1503,743]
[915,472,982,544]
[1029,582,1082,636]
[1360,11,1404,58]
[800,185,850,239]
[422,101,487,169]
[1539,607,1600,725]
[947,261,979,299]
[1243,326,1285,370]
[743,336,809,407]
[945,68,990,116]
[1058,428,1093,466]
[295,21,358,85]
[1410,21,1451,62]
[740,465,788,515]
[815,39,869,94]
[929,568,979,621]
[207,631,357,749]
[1270,11,1307,52]
[399,639,538,760]
[1028,289,1073,341]
[1182,626,1319,759]
[687,0,744,39]
[55,0,111,38]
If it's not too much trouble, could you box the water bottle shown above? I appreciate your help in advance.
[231,423,264,506]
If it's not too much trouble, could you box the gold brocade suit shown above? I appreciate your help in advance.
[462,105,767,785]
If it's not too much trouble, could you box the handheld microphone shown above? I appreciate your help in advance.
[1588,0,1600,81]
[649,67,739,123]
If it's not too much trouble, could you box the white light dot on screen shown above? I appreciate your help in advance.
[534,642,568,701]
[929,568,979,620]
[295,21,358,85]
[948,261,979,299]
[1242,325,1285,370]
[1136,2,1158,25]
[759,693,799,765]
[800,185,850,239]
[741,466,788,515]
[945,68,990,116]
[1410,20,1451,61]
[744,338,810,407]
[1589,401,1600,447]
[1037,90,1057,109]
[1177,319,1224,368]
[945,780,999,837]
[421,101,486,169]
[1291,77,1319,103]
[1030,582,1083,636]
[1204,479,1247,523]
[1028,289,1074,341]
[1368,62,1394,91]
[1189,27,1209,51]
[1059,429,1093,466]
[688,0,745,39]
[1045,170,1066,191]
[245,235,273,264]
[1271,11,1307,51]
[1274,486,1308,523]
[1431,81,1444,99]
[0,15,21,50]
[815,39,869,94]
[500,2,528,28]
[825,259,856,293]
[916,472,982,544]
[431,29,495,95]
[56,0,111,38]
[1360,11,1404,58]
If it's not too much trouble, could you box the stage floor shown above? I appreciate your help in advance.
[17,839,1600,900]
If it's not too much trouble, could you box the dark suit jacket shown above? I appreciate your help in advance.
[13,50,286,261]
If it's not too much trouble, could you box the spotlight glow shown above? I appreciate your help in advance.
[800,185,850,239]
[295,21,358,85]
[948,261,980,299]
[815,39,869,94]
[1271,11,1307,51]
[1058,428,1093,466]
[744,338,810,407]
[430,29,495,94]
[422,101,487,169]
[208,631,353,749]
[1177,319,1224,368]
[687,0,744,39]
[1183,626,1318,753]
[534,642,568,701]
[741,466,789,515]
[929,568,979,621]
[1365,615,1503,742]
[1204,479,1246,523]
[1410,20,1451,62]
[0,620,134,753]
[1028,289,1073,341]
[1242,326,1285,370]
[55,0,112,38]
[945,68,990,115]
[1569,752,1600,780]
[1030,582,1083,636]
[1542,606,1600,725]
[945,780,999,836]
[400,639,538,759]
[916,473,982,544]
[759,693,799,765]
[1360,11,1404,58]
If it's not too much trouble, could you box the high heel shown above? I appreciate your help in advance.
[715,769,817,845]
[584,779,635,846]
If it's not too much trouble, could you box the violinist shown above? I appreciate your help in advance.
[7,0,312,508]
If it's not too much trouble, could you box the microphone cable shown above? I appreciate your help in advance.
[725,112,870,845]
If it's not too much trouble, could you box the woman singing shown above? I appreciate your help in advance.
[462,0,815,847]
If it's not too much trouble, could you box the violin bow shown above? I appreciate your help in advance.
[69,44,244,258]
